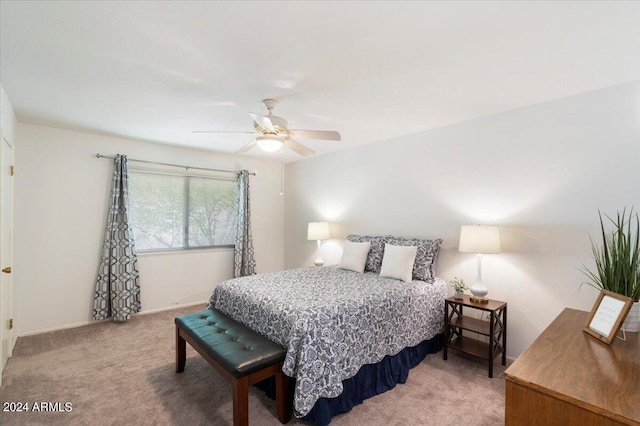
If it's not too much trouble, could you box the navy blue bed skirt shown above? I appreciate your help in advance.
[257,333,444,425]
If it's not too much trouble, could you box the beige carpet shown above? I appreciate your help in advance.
[0,306,506,426]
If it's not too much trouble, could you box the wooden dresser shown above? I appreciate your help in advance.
[505,308,640,426]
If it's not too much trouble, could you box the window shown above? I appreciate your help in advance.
[129,171,238,252]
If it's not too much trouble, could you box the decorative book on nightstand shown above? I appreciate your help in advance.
[443,295,507,378]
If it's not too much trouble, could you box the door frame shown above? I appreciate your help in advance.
[0,127,15,384]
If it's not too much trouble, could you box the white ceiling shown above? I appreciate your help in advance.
[1,1,639,162]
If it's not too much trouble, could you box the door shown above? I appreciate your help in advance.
[0,130,13,381]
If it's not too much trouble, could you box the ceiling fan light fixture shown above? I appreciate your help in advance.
[255,134,283,152]
[196,98,340,157]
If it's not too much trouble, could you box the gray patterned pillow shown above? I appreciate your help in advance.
[385,237,442,283]
[346,235,386,272]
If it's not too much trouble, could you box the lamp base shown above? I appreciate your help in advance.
[470,281,488,303]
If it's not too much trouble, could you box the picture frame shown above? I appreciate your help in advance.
[583,290,633,345]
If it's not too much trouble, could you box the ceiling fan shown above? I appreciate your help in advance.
[193,99,341,157]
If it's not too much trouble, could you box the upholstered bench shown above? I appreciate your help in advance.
[175,309,291,426]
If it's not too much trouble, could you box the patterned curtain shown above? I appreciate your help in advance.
[234,170,256,277]
[93,154,141,322]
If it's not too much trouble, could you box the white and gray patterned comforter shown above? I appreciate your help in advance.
[206,266,447,417]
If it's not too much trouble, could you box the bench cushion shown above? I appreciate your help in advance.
[175,309,286,378]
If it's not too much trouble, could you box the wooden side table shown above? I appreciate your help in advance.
[443,295,507,378]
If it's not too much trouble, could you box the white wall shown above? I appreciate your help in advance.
[284,81,640,358]
[14,123,284,335]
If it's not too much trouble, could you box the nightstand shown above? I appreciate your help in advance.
[443,295,507,378]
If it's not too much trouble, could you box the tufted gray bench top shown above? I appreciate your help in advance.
[175,309,286,378]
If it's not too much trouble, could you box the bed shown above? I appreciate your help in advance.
[206,235,446,425]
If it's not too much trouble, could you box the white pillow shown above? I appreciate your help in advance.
[379,244,418,282]
[338,241,371,273]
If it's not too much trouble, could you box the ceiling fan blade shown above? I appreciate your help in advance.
[235,140,257,154]
[249,112,275,131]
[284,138,315,157]
[192,130,256,134]
[289,130,341,141]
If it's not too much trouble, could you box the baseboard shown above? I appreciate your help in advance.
[133,301,208,316]
[18,300,207,337]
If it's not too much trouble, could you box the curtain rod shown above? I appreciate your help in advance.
[96,154,256,176]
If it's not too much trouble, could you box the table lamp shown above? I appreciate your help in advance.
[308,222,331,267]
[459,225,501,303]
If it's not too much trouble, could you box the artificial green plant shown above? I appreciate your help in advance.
[581,208,640,302]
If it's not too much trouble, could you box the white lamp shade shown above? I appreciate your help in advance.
[255,135,283,152]
[459,225,501,254]
[307,222,331,241]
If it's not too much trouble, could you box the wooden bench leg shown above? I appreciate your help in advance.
[233,376,249,426]
[176,326,186,373]
[275,369,291,424]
